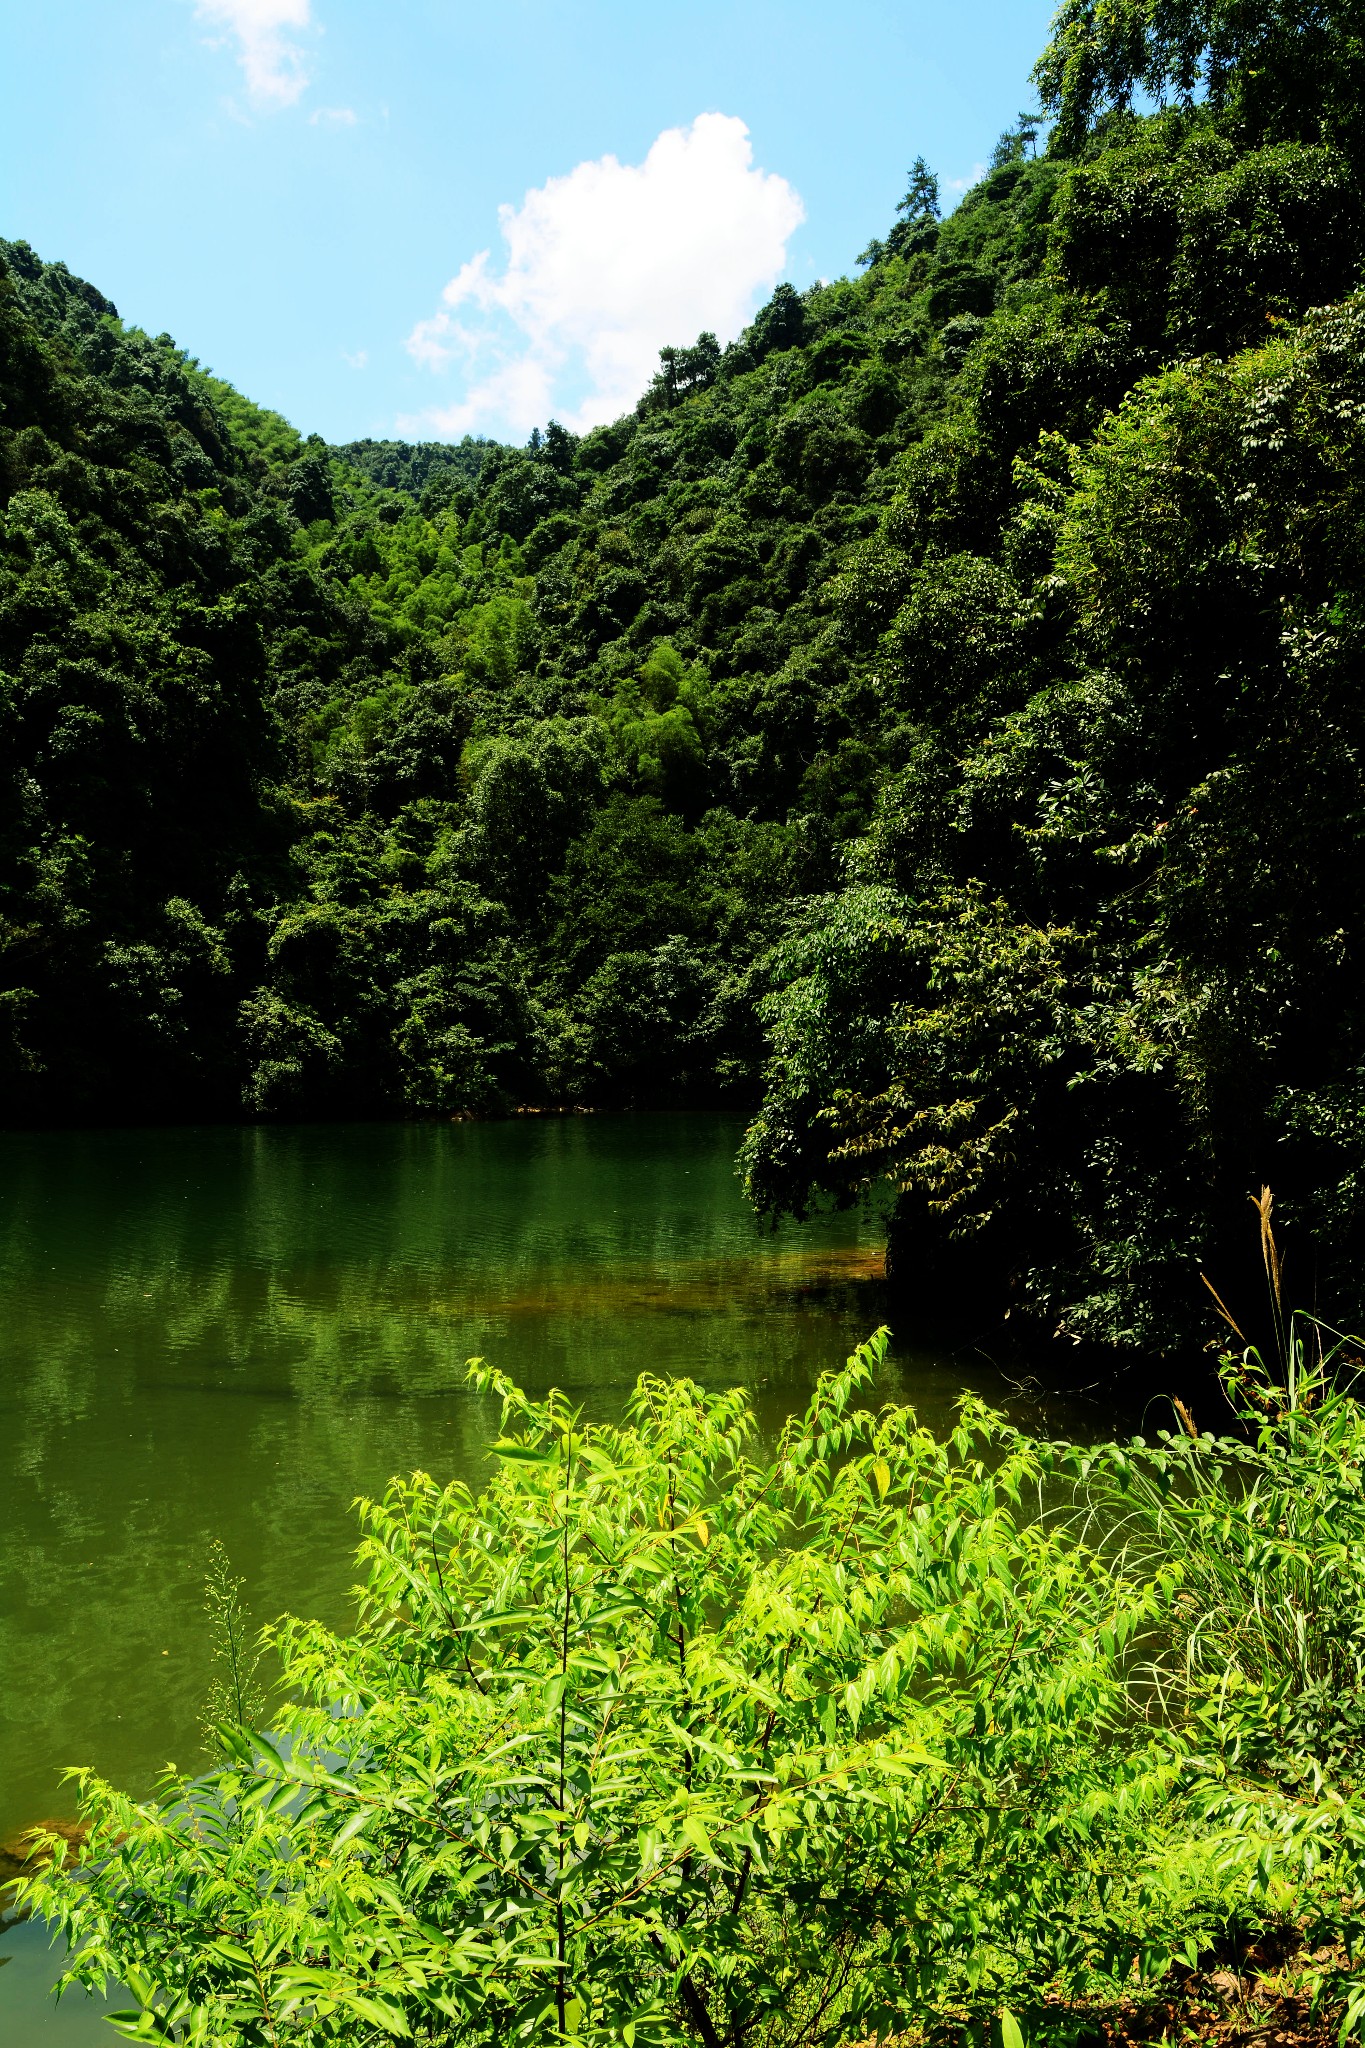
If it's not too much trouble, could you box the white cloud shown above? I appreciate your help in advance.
[195,0,313,110]
[310,105,356,127]
[944,162,988,196]
[342,348,368,369]
[404,113,804,437]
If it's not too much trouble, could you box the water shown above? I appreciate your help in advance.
[0,1112,1083,2037]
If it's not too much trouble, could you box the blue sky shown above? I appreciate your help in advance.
[2,1,1057,445]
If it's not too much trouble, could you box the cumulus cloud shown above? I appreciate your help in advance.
[404,113,804,437]
[342,348,368,369]
[195,0,313,110]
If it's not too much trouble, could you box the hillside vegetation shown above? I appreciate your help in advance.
[3,0,1365,1345]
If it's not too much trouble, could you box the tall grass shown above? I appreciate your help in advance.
[1089,1189,1365,1790]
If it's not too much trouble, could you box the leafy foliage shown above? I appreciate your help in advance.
[1033,0,1365,164]
[28,1327,1365,2047]
[24,1307,1365,2045]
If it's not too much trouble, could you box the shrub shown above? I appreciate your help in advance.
[21,1329,1355,2047]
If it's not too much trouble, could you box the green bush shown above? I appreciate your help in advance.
[22,1323,1365,2045]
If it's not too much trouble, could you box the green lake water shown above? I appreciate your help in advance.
[0,1111,1092,2036]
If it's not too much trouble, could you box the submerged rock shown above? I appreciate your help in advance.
[0,1820,86,1920]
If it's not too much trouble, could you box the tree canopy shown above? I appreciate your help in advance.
[3,0,1365,1346]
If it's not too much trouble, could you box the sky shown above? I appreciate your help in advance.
[1,0,1057,446]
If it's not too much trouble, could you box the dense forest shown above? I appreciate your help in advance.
[3,0,1365,1348]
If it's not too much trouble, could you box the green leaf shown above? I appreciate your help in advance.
[346,1993,413,2036]
[681,1814,714,1857]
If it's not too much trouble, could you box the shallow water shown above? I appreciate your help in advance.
[0,1111,1092,2035]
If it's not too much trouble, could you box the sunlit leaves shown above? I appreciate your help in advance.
[15,1331,1270,2045]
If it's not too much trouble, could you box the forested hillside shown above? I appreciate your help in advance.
[3,0,1364,1347]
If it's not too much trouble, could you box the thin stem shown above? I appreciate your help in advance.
[649,1930,723,2048]
[556,1427,573,2039]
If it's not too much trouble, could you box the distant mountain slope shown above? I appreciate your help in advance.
[4,0,1365,1347]
[332,436,499,501]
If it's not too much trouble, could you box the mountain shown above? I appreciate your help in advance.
[3,0,1364,1347]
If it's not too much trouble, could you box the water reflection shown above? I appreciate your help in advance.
[1,1116,912,1842]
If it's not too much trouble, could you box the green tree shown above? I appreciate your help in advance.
[1034,0,1365,164]
[896,155,940,226]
